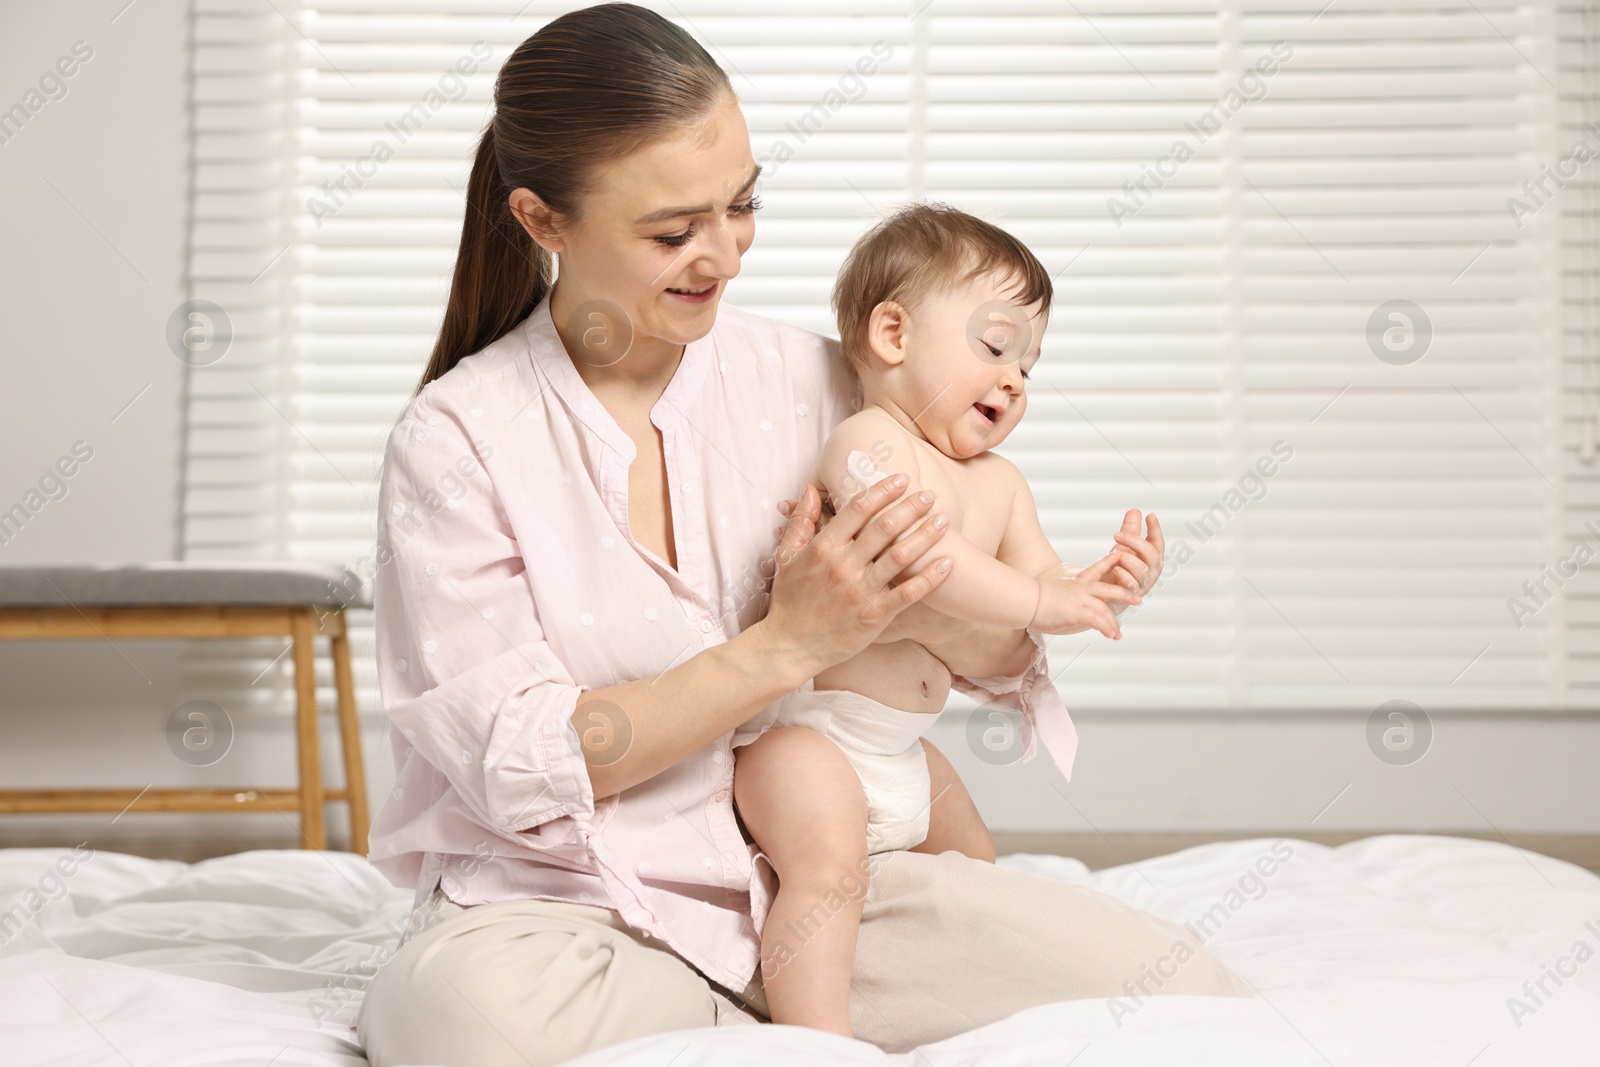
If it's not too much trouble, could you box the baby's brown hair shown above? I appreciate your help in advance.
[830,201,1053,370]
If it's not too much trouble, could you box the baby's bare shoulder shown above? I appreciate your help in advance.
[822,407,914,447]
[953,451,1029,521]
[963,449,1026,487]
[816,408,918,472]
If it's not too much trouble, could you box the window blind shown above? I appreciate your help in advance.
[1560,1,1600,703]
[183,0,1595,724]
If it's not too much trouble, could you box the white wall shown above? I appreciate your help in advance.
[1,5,185,559]
[933,712,1600,834]
[0,2,393,850]
[0,4,1592,856]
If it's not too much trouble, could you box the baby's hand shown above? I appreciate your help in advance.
[1028,553,1142,639]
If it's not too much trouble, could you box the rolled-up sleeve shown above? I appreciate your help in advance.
[375,397,595,833]
[949,628,1079,781]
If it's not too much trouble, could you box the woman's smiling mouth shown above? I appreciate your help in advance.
[666,281,719,303]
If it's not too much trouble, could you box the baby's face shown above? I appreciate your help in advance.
[895,274,1044,460]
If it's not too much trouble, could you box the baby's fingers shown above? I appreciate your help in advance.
[1091,581,1143,606]
[1088,600,1122,640]
[1052,591,1122,640]
[1078,549,1123,582]
[1108,560,1141,590]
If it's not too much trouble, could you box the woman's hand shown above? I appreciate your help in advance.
[776,494,969,648]
[757,478,954,677]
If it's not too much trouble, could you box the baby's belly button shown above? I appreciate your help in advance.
[910,666,953,709]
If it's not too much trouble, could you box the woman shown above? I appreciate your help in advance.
[356,6,1249,1066]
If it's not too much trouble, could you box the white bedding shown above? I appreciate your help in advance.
[2,835,1597,1066]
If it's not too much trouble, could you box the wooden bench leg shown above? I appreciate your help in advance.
[330,615,370,855]
[290,607,326,849]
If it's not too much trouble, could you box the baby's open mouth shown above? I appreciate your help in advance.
[973,402,1000,424]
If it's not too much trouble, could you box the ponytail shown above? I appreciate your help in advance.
[412,3,734,395]
[415,124,551,394]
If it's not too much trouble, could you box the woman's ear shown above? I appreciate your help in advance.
[864,300,910,369]
[507,188,567,253]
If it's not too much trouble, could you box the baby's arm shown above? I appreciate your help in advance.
[990,461,1136,639]
[813,414,1052,630]
[994,463,1062,575]
[992,463,1092,638]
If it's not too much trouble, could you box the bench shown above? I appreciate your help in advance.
[0,562,371,853]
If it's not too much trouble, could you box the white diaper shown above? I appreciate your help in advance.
[732,686,938,854]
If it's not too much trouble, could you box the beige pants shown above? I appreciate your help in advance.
[357,849,1251,1067]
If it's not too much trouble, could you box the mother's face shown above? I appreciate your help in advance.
[512,92,761,354]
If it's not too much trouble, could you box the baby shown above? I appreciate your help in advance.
[730,202,1144,1038]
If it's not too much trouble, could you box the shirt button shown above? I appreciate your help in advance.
[712,789,728,802]
[699,620,713,634]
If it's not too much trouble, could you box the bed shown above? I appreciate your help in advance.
[3,835,1598,1065]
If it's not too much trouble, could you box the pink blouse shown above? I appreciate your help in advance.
[366,289,1078,992]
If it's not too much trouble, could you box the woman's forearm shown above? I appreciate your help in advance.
[572,619,819,799]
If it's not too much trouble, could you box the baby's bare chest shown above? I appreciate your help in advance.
[913,446,1012,554]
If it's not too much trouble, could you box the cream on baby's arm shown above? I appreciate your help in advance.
[813,413,1134,638]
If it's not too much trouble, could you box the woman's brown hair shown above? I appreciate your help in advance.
[414,3,733,395]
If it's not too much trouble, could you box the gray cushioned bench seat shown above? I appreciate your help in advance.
[0,562,371,609]
[0,560,373,852]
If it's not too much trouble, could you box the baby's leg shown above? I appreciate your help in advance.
[911,737,997,863]
[732,726,870,1038]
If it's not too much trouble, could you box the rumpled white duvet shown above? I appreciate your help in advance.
[2,835,1597,1066]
